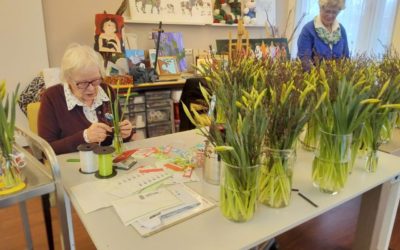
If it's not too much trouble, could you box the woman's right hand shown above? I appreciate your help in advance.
[86,123,112,143]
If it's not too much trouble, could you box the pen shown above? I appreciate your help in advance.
[161,202,200,220]
[298,192,318,208]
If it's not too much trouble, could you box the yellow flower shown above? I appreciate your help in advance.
[360,98,381,104]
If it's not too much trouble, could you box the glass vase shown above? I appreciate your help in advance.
[380,111,396,144]
[300,117,319,151]
[312,130,352,195]
[349,124,367,174]
[113,134,124,155]
[364,149,378,173]
[0,156,25,195]
[220,161,260,222]
[258,147,296,208]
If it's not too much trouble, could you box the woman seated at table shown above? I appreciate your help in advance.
[297,0,349,67]
[38,44,134,155]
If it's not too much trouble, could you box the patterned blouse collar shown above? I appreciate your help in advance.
[63,83,109,111]
[314,15,341,46]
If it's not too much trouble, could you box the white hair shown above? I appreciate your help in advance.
[60,43,105,83]
[319,0,346,10]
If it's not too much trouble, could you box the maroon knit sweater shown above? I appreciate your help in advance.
[38,83,130,155]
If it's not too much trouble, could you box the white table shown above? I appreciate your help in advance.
[0,126,74,250]
[380,128,400,156]
[58,130,400,250]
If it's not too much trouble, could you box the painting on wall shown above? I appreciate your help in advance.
[152,32,187,72]
[126,49,145,67]
[215,38,290,60]
[157,56,180,76]
[94,14,124,54]
[128,0,213,25]
[148,49,157,68]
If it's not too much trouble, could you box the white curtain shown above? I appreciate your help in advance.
[291,0,399,58]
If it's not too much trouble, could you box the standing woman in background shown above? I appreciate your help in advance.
[297,0,349,66]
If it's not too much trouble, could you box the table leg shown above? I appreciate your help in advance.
[18,201,33,250]
[353,175,400,250]
[42,194,54,250]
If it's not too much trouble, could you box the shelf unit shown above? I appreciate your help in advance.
[120,90,175,139]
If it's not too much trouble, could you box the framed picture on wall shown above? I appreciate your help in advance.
[156,56,180,76]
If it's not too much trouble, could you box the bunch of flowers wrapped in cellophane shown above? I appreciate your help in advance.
[258,60,321,208]
[311,59,380,194]
[183,53,268,222]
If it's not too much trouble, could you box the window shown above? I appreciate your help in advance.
[291,0,399,58]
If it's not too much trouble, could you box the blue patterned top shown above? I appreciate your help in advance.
[297,20,350,62]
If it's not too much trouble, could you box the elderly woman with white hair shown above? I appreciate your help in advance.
[38,44,134,154]
[297,0,349,65]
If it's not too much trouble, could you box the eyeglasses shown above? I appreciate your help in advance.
[321,7,340,16]
[75,78,102,89]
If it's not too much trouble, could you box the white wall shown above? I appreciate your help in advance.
[42,0,289,67]
[0,0,49,131]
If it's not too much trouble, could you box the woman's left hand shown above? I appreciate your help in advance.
[119,119,133,139]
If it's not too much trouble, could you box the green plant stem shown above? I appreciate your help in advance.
[220,163,259,222]
[312,131,351,194]
[258,154,293,208]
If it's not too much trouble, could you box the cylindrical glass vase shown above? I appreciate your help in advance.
[258,147,296,208]
[312,130,352,195]
[364,149,379,173]
[113,134,124,155]
[349,124,367,174]
[380,111,397,144]
[300,117,319,151]
[0,157,25,195]
[220,161,260,222]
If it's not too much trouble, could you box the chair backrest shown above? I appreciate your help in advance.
[27,102,41,134]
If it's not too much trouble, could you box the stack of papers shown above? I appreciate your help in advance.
[112,188,182,225]
[130,184,215,237]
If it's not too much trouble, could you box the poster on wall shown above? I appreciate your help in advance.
[128,0,213,25]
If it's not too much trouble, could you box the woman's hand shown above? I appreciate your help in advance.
[86,122,112,143]
[119,119,133,139]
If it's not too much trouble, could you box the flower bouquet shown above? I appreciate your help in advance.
[106,83,131,154]
[312,60,379,194]
[183,53,268,222]
[258,60,320,208]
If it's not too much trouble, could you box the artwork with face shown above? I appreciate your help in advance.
[94,14,124,54]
